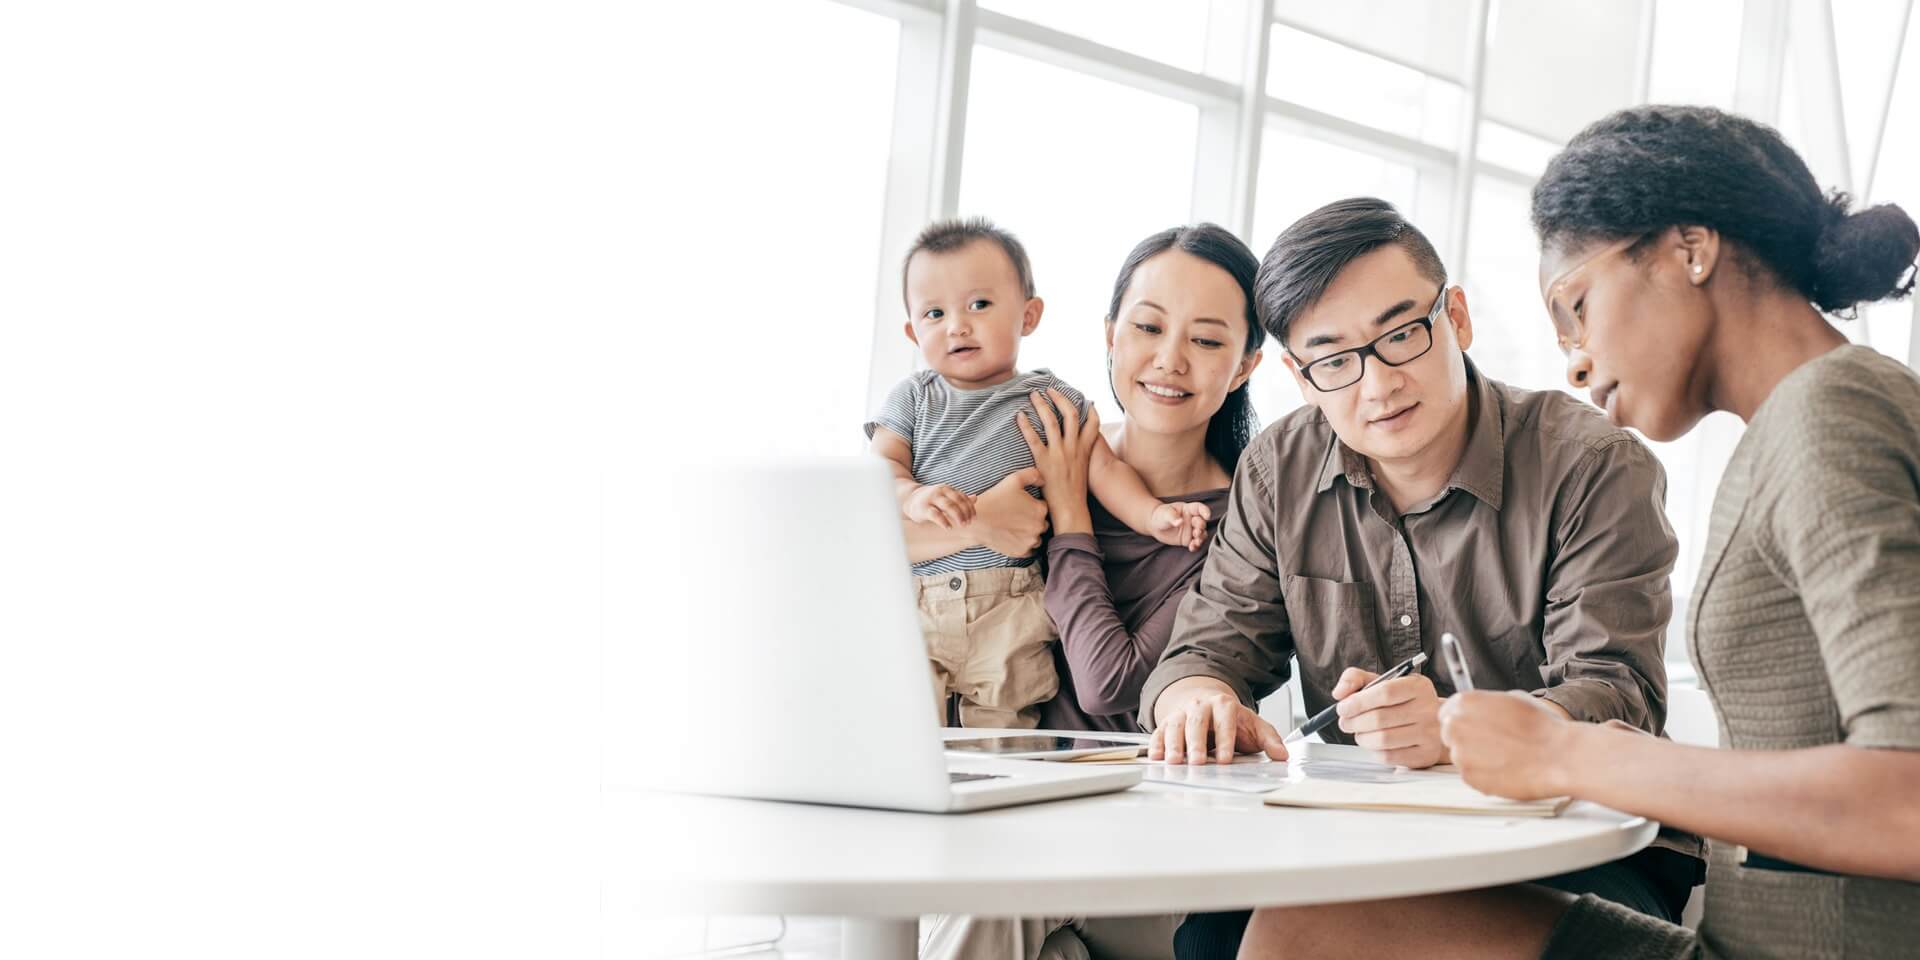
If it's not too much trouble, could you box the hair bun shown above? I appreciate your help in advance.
[1810,199,1920,312]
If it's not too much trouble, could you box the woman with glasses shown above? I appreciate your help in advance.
[1247,107,1920,959]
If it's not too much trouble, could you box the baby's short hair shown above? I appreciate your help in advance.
[901,217,1036,309]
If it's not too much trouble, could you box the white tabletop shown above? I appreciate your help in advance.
[618,735,1657,919]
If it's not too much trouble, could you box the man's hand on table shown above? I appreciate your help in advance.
[1147,676,1289,765]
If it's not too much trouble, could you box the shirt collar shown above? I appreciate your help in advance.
[1313,358,1507,510]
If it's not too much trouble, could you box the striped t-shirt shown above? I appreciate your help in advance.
[864,368,1087,575]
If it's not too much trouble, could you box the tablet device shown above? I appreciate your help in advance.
[943,734,1146,761]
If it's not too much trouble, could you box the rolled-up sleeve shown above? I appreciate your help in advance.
[1537,435,1677,731]
[1137,442,1296,731]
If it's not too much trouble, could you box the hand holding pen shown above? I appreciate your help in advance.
[1315,650,1451,768]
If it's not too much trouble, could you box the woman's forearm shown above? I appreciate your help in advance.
[1043,537,1171,716]
[1562,723,1920,881]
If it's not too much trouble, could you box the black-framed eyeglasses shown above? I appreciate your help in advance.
[1292,285,1447,392]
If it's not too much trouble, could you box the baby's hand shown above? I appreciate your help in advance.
[1149,501,1212,552]
[905,483,975,529]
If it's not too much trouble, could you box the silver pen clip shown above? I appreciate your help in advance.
[1440,632,1474,692]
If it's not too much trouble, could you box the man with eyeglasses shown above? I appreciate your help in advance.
[1137,198,1702,958]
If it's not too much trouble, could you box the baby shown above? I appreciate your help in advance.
[864,217,1209,728]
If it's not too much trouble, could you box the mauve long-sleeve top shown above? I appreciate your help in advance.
[1036,486,1229,732]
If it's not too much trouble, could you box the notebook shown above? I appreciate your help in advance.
[1263,771,1571,817]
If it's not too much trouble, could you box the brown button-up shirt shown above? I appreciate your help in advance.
[1140,363,1680,738]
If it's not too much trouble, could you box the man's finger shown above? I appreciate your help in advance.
[1331,667,1378,699]
[1253,715,1290,761]
[1163,712,1186,763]
[1375,746,1434,769]
[1339,703,1424,734]
[1353,724,1426,753]
[1211,698,1238,763]
[1343,676,1425,713]
[1334,683,1387,718]
[1148,722,1166,761]
[1185,705,1212,765]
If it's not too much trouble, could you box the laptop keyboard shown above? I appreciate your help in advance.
[948,771,1007,784]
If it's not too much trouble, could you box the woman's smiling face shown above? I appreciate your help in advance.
[1107,248,1260,436]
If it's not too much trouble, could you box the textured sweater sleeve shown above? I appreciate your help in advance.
[1754,366,1920,750]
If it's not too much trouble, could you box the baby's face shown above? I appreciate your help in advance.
[903,240,1039,390]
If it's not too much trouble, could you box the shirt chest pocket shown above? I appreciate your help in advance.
[1281,575,1382,710]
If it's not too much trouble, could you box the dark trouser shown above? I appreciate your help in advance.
[1172,847,1701,960]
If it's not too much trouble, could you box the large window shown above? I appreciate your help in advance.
[1462,174,1567,392]
[1861,10,1920,366]
[980,0,1210,71]
[761,0,1920,682]
[1246,126,1428,421]
[959,46,1200,421]
[1266,24,1464,148]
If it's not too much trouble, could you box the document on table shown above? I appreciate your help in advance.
[1287,741,1418,783]
[1263,773,1571,817]
[1139,757,1294,793]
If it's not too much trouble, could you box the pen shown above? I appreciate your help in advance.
[1440,632,1474,691]
[1284,651,1429,742]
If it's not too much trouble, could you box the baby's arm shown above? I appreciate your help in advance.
[1087,436,1210,551]
[870,427,975,529]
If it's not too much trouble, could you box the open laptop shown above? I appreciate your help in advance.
[665,455,1141,812]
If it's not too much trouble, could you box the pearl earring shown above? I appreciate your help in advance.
[1691,264,1703,276]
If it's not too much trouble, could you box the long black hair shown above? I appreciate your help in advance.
[1105,223,1266,472]
[1532,105,1919,316]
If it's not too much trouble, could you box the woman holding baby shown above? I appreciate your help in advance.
[920,221,1265,960]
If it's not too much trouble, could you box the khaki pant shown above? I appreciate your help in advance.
[920,913,1183,960]
[915,565,1058,728]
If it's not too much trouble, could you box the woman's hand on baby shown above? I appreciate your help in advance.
[904,482,974,529]
[1149,502,1211,551]
[970,467,1047,557]
[1017,387,1098,508]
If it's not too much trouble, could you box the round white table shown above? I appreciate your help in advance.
[615,742,1657,959]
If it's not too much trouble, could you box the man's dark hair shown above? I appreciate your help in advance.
[1532,104,1918,315]
[1254,197,1447,348]
[1105,223,1266,471]
[900,217,1036,311]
